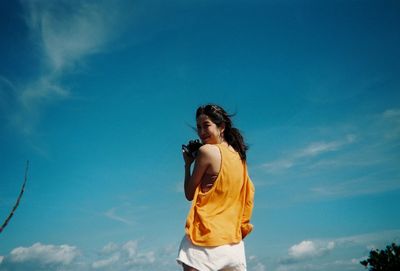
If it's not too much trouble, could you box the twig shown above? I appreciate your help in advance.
[0,160,29,234]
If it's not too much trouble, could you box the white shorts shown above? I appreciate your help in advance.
[176,235,247,271]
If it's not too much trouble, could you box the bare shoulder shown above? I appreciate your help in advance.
[198,144,220,156]
[197,144,221,173]
[197,144,221,163]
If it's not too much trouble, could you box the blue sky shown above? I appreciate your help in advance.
[0,0,399,270]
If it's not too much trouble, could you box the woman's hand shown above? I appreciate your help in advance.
[182,150,195,168]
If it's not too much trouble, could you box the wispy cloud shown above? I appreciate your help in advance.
[306,109,400,198]
[262,134,356,173]
[23,1,121,72]
[299,135,356,157]
[381,108,400,140]
[101,200,153,226]
[383,108,400,119]
[334,229,400,247]
[104,207,134,226]
[310,176,400,198]
[261,108,400,174]
[2,1,129,136]
[259,109,400,200]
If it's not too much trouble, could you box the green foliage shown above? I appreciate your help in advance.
[360,243,400,271]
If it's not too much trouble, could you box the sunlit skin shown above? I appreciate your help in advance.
[183,114,227,201]
[196,114,224,145]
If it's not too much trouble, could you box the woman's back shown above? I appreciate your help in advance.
[185,143,253,247]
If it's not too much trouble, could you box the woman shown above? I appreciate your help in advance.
[177,104,255,271]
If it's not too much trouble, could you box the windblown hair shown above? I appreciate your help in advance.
[196,104,248,160]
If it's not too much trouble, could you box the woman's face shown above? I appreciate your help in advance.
[196,114,224,144]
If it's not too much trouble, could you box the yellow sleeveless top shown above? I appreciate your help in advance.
[185,143,255,246]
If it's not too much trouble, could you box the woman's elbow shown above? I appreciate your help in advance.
[184,191,194,201]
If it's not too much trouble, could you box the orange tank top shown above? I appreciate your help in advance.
[185,143,255,246]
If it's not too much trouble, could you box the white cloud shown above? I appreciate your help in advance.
[251,262,267,271]
[0,242,81,270]
[288,241,316,258]
[0,240,174,271]
[92,254,120,269]
[351,257,367,265]
[248,255,268,271]
[122,240,139,258]
[1,230,398,271]
[101,242,119,254]
[288,240,335,259]
[278,240,336,266]
[9,242,79,265]
[91,240,158,270]
[277,229,400,270]
[122,240,156,266]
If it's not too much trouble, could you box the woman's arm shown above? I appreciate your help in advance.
[241,175,255,238]
[184,145,214,201]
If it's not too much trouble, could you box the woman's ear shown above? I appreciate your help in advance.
[219,123,226,134]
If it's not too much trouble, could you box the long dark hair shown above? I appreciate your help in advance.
[196,104,248,160]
